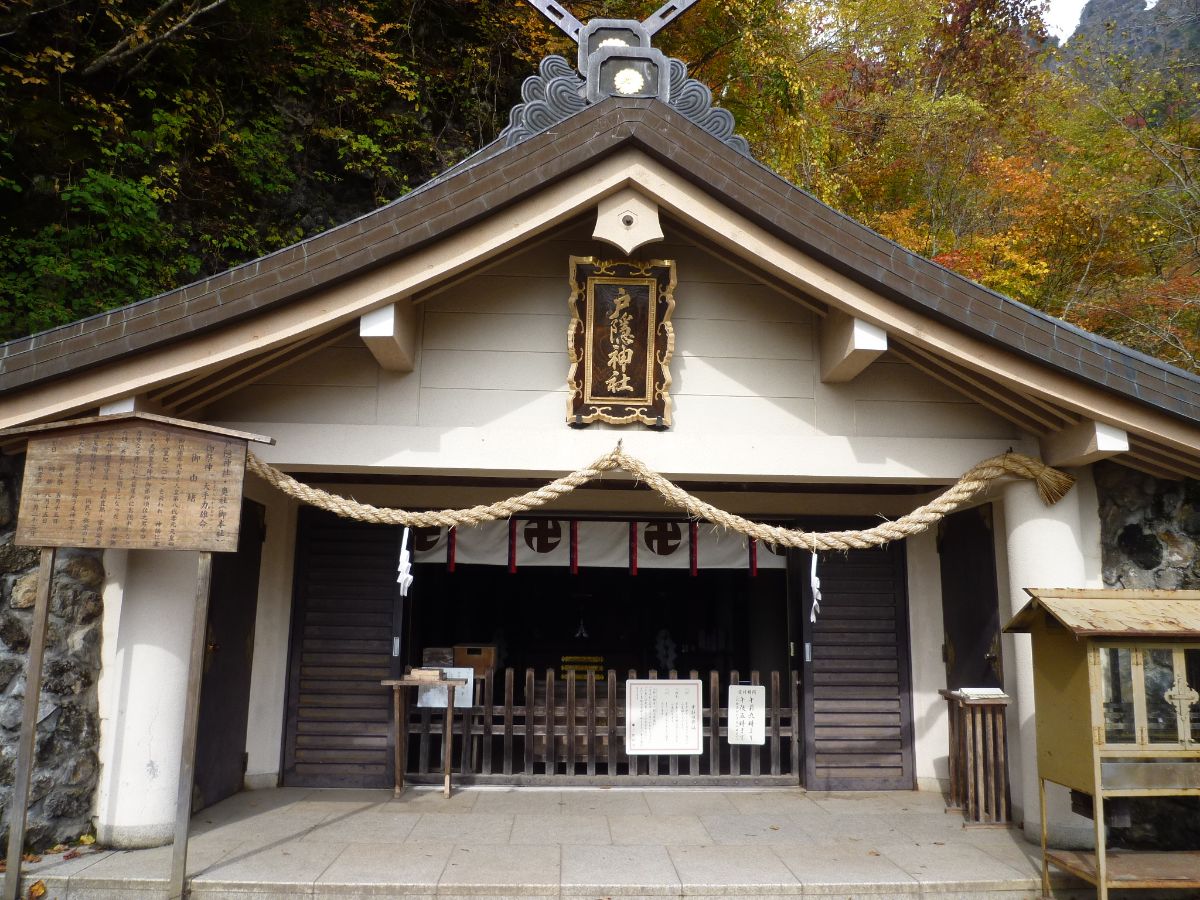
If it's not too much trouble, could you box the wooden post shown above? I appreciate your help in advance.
[393,686,407,797]
[442,685,456,798]
[168,552,214,900]
[3,547,55,900]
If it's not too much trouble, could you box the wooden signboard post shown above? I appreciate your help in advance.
[0,413,273,900]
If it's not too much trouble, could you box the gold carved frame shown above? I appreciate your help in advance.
[567,256,676,428]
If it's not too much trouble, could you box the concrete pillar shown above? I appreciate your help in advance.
[94,550,199,848]
[1001,477,1095,847]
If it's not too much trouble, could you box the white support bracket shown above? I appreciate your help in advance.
[1040,420,1129,467]
[360,301,418,373]
[100,394,163,416]
[820,310,888,383]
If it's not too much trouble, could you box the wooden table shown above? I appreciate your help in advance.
[382,676,468,798]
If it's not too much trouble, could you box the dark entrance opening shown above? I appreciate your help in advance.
[194,499,266,810]
[410,565,787,680]
[937,504,1003,691]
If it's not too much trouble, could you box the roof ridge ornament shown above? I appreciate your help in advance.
[502,0,750,155]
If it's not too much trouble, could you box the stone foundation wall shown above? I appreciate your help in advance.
[1095,460,1200,850]
[1096,460,1200,590]
[0,454,103,851]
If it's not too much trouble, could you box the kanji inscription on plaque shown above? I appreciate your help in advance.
[14,420,249,552]
[625,679,703,755]
[728,684,766,745]
[567,256,676,428]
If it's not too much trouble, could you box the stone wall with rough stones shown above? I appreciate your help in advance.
[1096,461,1200,591]
[0,454,103,851]
[1095,460,1200,849]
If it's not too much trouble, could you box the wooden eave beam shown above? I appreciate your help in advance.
[360,300,417,373]
[820,310,887,382]
[1041,420,1130,468]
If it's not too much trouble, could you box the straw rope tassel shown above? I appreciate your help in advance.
[245,448,1074,553]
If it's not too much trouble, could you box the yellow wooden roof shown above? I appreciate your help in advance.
[1005,588,1200,637]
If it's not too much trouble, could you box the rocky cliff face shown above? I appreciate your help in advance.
[1067,0,1200,62]
[0,455,103,851]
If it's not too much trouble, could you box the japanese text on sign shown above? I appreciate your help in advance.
[15,424,246,552]
[728,685,766,745]
[625,679,703,755]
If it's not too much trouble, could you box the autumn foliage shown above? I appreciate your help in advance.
[0,0,1197,371]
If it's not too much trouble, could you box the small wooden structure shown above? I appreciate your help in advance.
[382,669,468,798]
[0,413,273,900]
[1006,588,1200,899]
[940,688,1011,827]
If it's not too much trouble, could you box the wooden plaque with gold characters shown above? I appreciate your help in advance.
[5,413,274,553]
[567,256,676,428]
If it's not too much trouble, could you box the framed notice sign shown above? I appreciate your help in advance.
[728,685,766,745]
[566,256,676,429]
[5,413,273,553]
[625,679,703,755]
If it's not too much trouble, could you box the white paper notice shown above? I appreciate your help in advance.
[625,679,703,755]
[728,685,766,745]
[417,667,475,709]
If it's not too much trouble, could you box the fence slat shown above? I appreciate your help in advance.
[607,670,618,777]
[502,668,514,776]
[586,670,597,777]
[566,670,577,773]
[668,670,679,777]
[709,670,720,777]
[627,669,638,776]
[482,672,494,775]
[524,668,535,776]
[770,670,781,777]
[689,670,700,777]
[729,670,740,776]
[544,669,556,775]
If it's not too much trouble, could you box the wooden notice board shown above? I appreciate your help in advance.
[6,413,273,552]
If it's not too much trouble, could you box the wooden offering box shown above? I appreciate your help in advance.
[1006,588,1200,899]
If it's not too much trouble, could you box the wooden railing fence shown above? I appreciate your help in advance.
[404,668,802,786]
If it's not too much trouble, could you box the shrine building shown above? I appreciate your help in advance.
[1,10,1199,856]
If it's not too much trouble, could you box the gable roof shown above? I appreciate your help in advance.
[1,98,1198,438]
[1006,588,1200,637]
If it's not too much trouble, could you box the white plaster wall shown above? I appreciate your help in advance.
[906,527,949,792]
[1001,477,1095,847]
[94,549,200,847]
[204,224,1023,483]
[241,475,299,790]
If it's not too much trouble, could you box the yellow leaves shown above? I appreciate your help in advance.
[27,880,46,899]
[78,835,96,846]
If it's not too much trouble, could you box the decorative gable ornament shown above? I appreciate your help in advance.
[502,1,750,155]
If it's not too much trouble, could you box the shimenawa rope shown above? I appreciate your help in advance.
[245,445,1073,553]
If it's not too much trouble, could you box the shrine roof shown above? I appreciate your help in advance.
[1006,588,1200,637]
[0,97,1198,431]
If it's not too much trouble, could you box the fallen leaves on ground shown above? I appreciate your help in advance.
[27,881,46,899]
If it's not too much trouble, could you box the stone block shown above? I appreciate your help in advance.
[0,610,30,651]
[61,554,104,590]
[10,571,37,609]
[0,541,40,574]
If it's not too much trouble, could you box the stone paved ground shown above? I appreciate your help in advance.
[21,787,1104,899]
